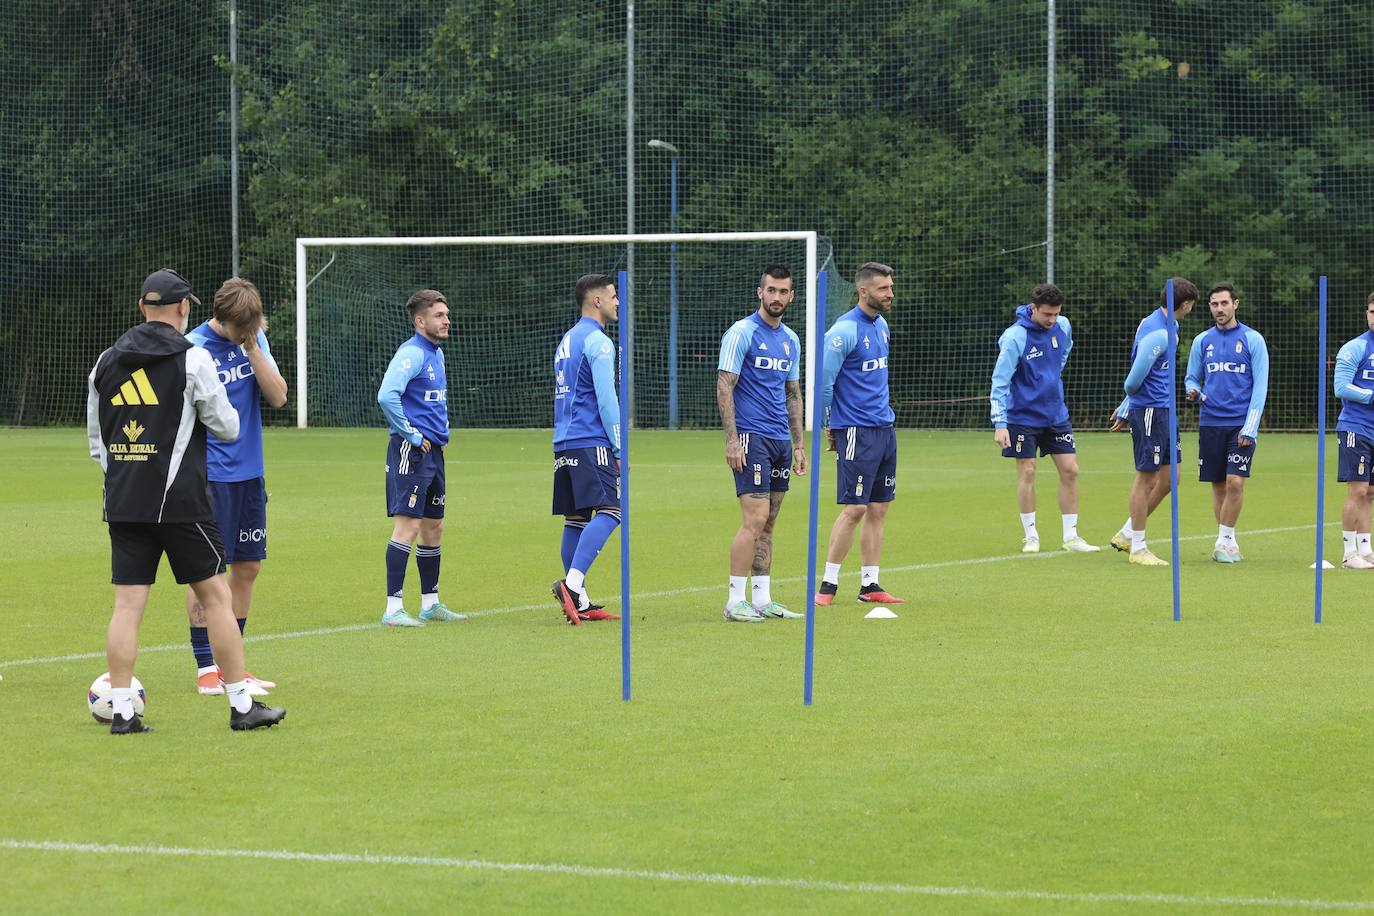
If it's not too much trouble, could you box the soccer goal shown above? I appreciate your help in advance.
[292,232,837,433]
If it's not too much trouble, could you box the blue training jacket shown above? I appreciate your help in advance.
[1183,322,1269,439]
[553,316,621,457]
[820,306,894,429]
[1335,330,1374,441]
[377,333,449,446]
[989,304,1072,429]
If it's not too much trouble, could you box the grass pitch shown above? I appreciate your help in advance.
[2,427,1373,914]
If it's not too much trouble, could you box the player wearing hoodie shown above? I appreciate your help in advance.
[989,283,1099,554]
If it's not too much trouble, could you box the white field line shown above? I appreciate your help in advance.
[0,839,1368,911]
[0,522,1336,671]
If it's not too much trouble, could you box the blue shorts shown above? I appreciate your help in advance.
[1128,407,1180,471]
[552,446,620,516]
[386,436,446,519]
[1197,426,1255,481]
[732,433,792,496]
[1002,424,1076,459]
[209,478,268,563]
[835,426,897,505]
[1337,430,1374,483]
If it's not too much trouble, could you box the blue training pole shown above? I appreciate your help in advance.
[1316,276,1328,624]
[618,270,632,699]
[804,271,827,706]
[1166,279,1181,622]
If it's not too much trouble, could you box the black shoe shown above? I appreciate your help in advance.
[230,700,286,731]
[110,712,152,734]
[818,582,838,596]
[551,580,584,626]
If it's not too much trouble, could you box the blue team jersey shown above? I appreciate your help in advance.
[553,317,621,457]
[1117,309,1178,413]
[821,306,894,428]
[989,305,1072,429]
[1184,322,1269,438]
[377,334,449,446]
[187,321,275,482]
[718,312,801,441]
[1335,331,1374,441]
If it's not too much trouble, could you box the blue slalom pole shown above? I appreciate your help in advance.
[804,270,827,706]
[618,270,632,699]
[1316,276,1327,624]
[1166,279,1181,622]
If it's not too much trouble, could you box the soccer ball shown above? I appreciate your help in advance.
[88,672,146,723]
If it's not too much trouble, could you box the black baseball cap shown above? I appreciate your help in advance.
[140,268,201,307]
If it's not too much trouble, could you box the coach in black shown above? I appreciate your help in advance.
[86,268,285,733]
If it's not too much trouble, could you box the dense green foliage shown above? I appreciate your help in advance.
[4,1,1371,426]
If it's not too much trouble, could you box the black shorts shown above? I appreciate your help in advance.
[109,520,227,585]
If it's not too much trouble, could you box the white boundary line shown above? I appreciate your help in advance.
[0,522,1335,671]
[0,839,1368,910]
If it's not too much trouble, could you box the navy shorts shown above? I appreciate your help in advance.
[1002,424,1076,459]
[732,433,792,496]
[209,478,268,563]
[1197,426,1255,482]
[835,425,897,505]
[1128,407,1181,471]
[109,520,227,585]
[386,436,446,519]
[1337,430,1374,483]
[552,446,620,516]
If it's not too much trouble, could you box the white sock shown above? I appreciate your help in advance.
[420,592,438,610]
[861,566,879,587]
[1343,530,1357,556]
[1062,513,1078,542]
[1131,529,1147,553]
[751,576,772,607]
[822,562,841,585]
[386,595,404,613]
[1019,512,1037,537]
[1218,525,1235,545]
[1360,533,1372,556]
[197,665,219,678]
[728,576,747,604]
[224,680,253,714]
[111,687,134,719]
[565,568,586,592]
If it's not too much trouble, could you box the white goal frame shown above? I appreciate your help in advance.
[294,232,821,429]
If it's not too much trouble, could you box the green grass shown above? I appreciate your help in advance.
[3,427,1373,914]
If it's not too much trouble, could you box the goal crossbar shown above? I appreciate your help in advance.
[294,232,821,429]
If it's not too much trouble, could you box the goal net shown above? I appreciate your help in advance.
[293,233,842,430]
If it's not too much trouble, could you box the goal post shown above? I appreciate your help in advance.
[293,231,821,431]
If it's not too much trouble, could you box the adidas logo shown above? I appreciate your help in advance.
[111,368,160,406]
[121,419,145,442]
[758,342,767,350]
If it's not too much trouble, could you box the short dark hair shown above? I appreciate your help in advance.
[855,261,894,285]
[1159,277,1199,308]
[759,264,792,287]
[406,289,447,320]
[575,274,615,308]
[1208,282,1238,302]
[1030,283,1063,308]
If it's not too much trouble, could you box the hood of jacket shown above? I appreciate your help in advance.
[111,321,192,368]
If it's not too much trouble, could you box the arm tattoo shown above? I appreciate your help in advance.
[717,370,740,442]
[785,380,803,448]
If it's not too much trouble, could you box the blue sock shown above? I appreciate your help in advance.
[561,521,588,573]
[190,627,214,668]
[570,511,620,577]
[415,544,441,596]
[237,616,247,635]
[386,539,411,598]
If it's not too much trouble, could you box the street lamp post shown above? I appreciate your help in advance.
[648,139,680,429]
